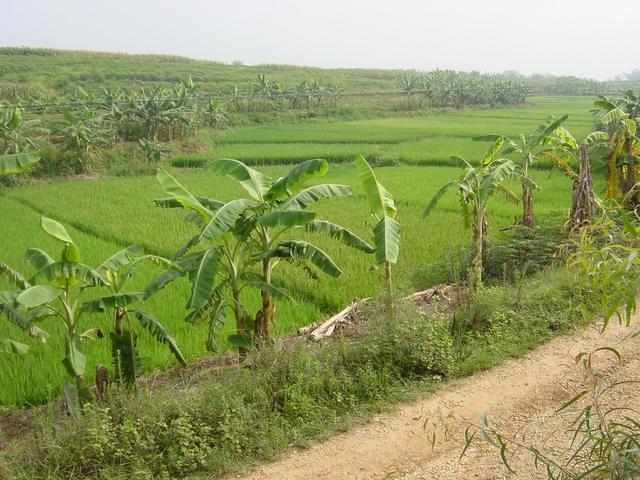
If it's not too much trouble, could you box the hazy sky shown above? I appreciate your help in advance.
[3,0,639,80]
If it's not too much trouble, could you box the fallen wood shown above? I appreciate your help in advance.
[307,298,369,339]
[302,284,454,340]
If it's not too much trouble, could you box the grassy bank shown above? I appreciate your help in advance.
[0,266,590,479]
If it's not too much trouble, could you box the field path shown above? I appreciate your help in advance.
[234,319,640,480]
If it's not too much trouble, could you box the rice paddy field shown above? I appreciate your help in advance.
[0,96,599,407]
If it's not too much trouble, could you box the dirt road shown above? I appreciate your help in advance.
[235,320,640,479]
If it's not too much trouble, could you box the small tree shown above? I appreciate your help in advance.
[0,107,44,154]
[595,105,639,204]
[546,128,608,229]
[424,147,531,289]
[0,218,186,412]
[155,159,373,349]
[355,155,400,297]
[474,114,567,227]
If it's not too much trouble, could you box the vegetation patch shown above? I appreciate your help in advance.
[0,267,589,479]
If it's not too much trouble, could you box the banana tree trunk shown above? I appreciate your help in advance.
[625,136,637,207]
[255,258,275,345]
[472,206,484,290]
[606,137,622,199]
[521,181,534,228]
[231,277,248,357]
[569,144,595,229]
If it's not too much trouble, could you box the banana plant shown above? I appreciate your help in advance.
[0,152,40,174]
[0,218,185,413]
[0,152,42,353]
[0,107,44,154]
[473,114,567,227]
[154,159,373,349]
[424,147,532,289]
[594,104,639,202]
[355,155,400,296]
[546,128,608,228]
[86,244,187,386]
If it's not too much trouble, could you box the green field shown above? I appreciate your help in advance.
[0,96,599,407]
[177,96,595,167]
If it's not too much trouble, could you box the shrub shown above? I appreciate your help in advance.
[354,301,454,377]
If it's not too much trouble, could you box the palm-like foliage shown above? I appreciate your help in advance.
[154,159,373,349]
[473,114,567,227]
[594,95,640,202]
[0,218,185,412]
[0,151,40,175]
[0,107,45,154]
[547,128,608,228]
[424,148,531,289]
[355,156,400,295]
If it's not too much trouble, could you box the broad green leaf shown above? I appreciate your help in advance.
[227,333,252,349]
[355,155,397,219]
[373,215,401,265]
[0,261,30,289]
[96,244,144,276]
[62,334,86,377]
[584,131,609,146]
[258,210,315,228]
[0,337,29,354]
[423,181,456,217]
[0,152,40,175]
[41,217,74,244]
[16,285,62,309]
[80,328,104,340]
[531,114,568,147]
[157,168,211,220]
[481,137,504,164]
[266,159,329,199]
[210,158,271,201]
[245,279,294,301]
[204,298,228,352]
[0,304,49,341]
[304,220,375,253]
[134,310,187,365]
[599,108,629,125]
[187,248,221,309]
[0,290,19,304]
[80,292,146,313]
[199,199,249,241]
[285,184,353,209]
[154,196,224,210]
[269,240,342,277]
[63,243,81,263]
[32,262,106,288]
[144,269,183,299]
[25,248,55,272]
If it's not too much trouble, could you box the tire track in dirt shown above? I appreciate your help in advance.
[233,320,640,480]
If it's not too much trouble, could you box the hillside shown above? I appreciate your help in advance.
[0,47,402,98]
[0,47,636,102]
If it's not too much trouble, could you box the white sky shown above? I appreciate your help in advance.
[3,0,639,80]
